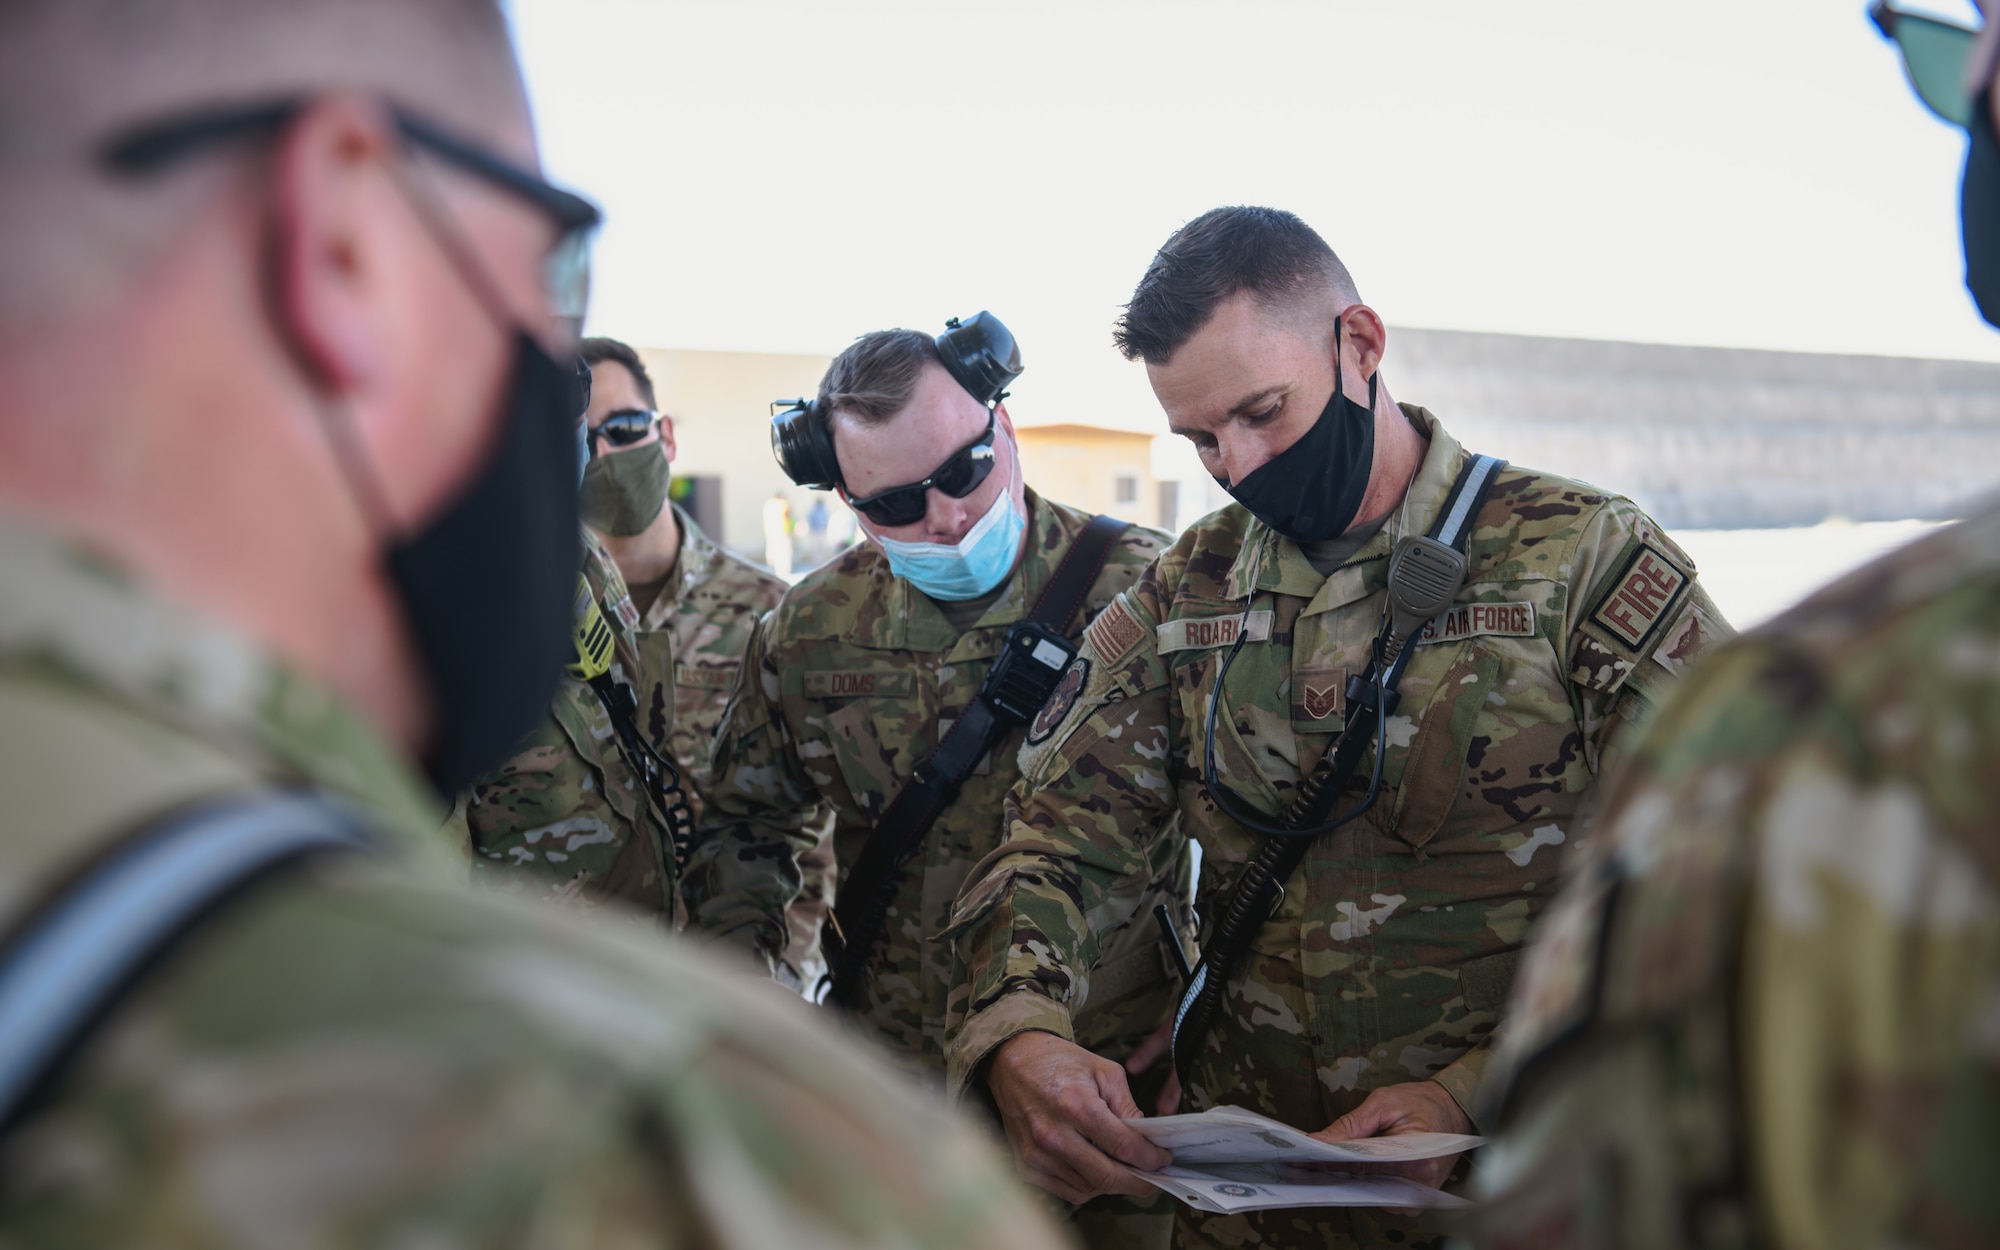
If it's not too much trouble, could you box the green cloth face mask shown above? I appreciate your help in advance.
[579,442,670,536]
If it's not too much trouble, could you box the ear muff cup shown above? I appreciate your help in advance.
[769,399,843,490]
[935,311,1023,407]
[768,311,1026,490]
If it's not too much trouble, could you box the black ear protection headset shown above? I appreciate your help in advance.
[769,311,1024,491]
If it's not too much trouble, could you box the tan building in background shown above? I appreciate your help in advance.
[632,348,1202,571]
[1013,423,1168,529]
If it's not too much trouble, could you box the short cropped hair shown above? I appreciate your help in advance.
[816,329,943,427]
[580,336,657,408]
[1113,206,1360,365]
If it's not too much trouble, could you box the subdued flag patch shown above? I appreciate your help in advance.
[1085,594,1147,664]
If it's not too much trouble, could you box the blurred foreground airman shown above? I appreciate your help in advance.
[0,3,1071,1245]
[1472,9,2000,1247]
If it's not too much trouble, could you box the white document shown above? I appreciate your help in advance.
[1123,1105,1481,1213]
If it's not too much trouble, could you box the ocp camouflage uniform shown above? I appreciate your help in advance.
[628,502,835,983]
[688,488,1192,1068]
[686,489,1192,1246]
[0,515,1069,1250]
[1473,507,2000,1250]
[946,407,1728,1250]
[443,532,677,921]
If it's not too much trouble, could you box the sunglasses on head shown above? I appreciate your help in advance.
[588,409,658,456]
[845,411,999,528]
[1871,1,1981,127]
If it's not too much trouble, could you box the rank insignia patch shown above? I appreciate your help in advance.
[1293,668,1346,724]
[1026,656,1090,745]
[1590,543,1689,650]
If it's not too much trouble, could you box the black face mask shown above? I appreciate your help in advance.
[385,330,580,795]
[1963,91,2000,327]
[1222,322,1377,543]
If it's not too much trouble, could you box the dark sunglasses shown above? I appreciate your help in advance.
[589,409,659,457]
[1871,0,1981,128]
[99,96,603,318]
[845,411,999,527]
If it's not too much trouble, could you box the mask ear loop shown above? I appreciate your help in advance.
[309,124,540,550]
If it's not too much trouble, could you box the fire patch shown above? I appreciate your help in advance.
[1026,657,1090,745]
[1590,543,1689,650]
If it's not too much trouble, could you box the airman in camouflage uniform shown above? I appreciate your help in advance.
[687,323,1190,1247]
[0,1,1072,1234]
[575,336,832,972]
[1471,15,2000,1247]
[950,209,1726,1250]
[690,486,1188,1061]
[442,532,681,922]
[628,501,836,982]
[0,516,1070,1250]
[1471,505,2000,1250]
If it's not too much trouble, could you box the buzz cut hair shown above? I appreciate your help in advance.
[1112,206,1361,365]
[580,336,657,409]
[816,329,944,427]
[0,0,519,326]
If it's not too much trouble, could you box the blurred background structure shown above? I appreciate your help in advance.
[516,0,1993,625]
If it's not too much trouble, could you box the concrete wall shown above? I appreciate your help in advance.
[1388,328,2000,529]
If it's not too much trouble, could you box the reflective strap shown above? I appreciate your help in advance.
[0,792,372,1130]
[1433,454,1504,548]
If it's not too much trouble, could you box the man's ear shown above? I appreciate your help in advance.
[1336,303,1389,388]
[268,95,401,395]
[993,402,1016,439]
[657,412,678,464]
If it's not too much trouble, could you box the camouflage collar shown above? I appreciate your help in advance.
[1225,405,1467,618]
[638,502,722,632]
[0,514,440,842]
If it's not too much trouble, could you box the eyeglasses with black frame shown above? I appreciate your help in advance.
[98,96,603,319]
[588,408,660,458]
[1870,0,1981,128]
[842,410,1000,528]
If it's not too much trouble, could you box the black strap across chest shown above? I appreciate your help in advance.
[823,513,1130,1008]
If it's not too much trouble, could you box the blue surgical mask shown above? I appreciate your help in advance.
[872,470,1025,601]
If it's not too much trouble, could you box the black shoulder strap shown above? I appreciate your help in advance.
[0,791,374,1134]
[823,513,1131,1007]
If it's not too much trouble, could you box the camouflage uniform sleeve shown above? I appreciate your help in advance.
[943,571,1179,1094]
[680,613,820,966]
[1430,497,1732,1124]
[1559,495,1732,775]
[1475,636,2000,1248]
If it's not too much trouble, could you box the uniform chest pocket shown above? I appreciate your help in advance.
[814,682,934,824]
[1174,648,1298,815]
[1387,649,1501,852]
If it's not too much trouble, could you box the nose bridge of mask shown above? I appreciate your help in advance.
[877,468,1013,561]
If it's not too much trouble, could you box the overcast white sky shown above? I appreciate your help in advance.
[509,0,1994,432]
